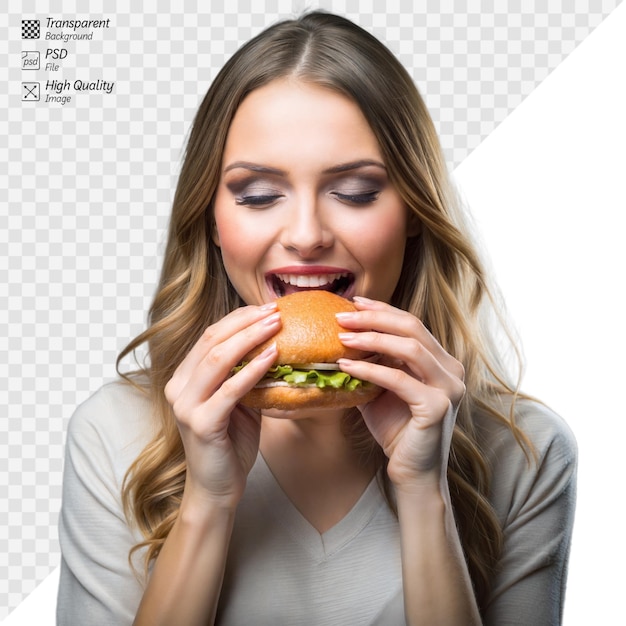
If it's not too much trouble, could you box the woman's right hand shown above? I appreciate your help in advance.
[134,304,280,625]
[164,303,280,512]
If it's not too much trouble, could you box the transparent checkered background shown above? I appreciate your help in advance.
[1,0,622,618]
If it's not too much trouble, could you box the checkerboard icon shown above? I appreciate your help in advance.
[22,19,40,39]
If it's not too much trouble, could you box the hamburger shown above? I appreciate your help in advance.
[237,290,382,410]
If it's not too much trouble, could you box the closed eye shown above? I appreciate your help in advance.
[235,194,283,207]
[332,190,380,205]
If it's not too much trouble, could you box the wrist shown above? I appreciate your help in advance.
[394,480,445,511]
[389,464,441,495]
[179,486,241,526]
[391,470,452,521]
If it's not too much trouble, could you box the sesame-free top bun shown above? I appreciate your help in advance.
[245,290,370,363]
[240,291,382,410]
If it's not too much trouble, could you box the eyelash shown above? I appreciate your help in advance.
[235,190,380,208]
[235,194,283,207]
[332,190,380,205]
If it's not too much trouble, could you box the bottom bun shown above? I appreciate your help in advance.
[240,384,382,411]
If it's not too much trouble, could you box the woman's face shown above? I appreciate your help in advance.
[213,78,415,305]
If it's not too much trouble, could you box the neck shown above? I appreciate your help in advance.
[259,409,380,533]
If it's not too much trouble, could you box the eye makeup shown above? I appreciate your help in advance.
[222,161,388,208]
[326,171,386,206]
[225,175,284,208]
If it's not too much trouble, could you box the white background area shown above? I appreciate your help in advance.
[456,5,626,624]
[3,3,625,624]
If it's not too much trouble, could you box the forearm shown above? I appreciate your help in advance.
[396,481,482,626]
[133,502,236,626]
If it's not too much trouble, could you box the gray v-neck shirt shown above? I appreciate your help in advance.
[56,380,576,625]
[216,454,403,624]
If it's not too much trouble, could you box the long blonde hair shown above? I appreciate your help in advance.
[119,11,530,613]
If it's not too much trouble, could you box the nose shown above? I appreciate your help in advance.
[280,195,333,258]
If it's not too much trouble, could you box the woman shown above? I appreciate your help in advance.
[57,11,577,625]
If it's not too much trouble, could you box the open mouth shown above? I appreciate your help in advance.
[270,272,354,297]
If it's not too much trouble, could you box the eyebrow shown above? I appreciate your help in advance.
[323,159,387,174]
[223,159,387,176]
[223,162,286,175]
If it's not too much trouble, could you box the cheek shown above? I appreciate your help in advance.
[214,203,266,264]
[212,208,263,304]
[342,208,408,300]
[349,211,407,264]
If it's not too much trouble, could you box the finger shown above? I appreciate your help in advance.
[337,298,464,381]
[340,297,448,359]
[166,303,277,402]
[339,331,465,404]
[208,344,278,428]
[168,312,281,415]
[339,357,453,423]
[183,344,277,438]
[174,302,277,383]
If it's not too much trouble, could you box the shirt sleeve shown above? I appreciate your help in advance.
[483,403,578,626]
[56,384,150,626]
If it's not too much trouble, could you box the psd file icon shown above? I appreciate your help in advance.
[22,51,40,70]
[22,20,40,39]
[22,82,40,101]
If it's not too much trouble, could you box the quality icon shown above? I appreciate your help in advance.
[22,82,40,101]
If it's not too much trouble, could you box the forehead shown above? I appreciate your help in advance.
[222,78,383,167]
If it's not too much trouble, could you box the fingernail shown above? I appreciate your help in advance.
[260,302,278,311]
[335,311,355,320]
[257,343,277,359]
[353,296,374,304]
[262,312,280,325]
[338,332,356,341]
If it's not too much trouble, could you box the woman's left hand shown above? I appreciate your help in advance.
[337,297,465,490]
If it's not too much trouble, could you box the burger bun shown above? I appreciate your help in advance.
[240,290,382,410]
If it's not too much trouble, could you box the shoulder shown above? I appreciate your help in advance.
[68,377,155,438]
[475,396,578,526]
[59,379,154,623]
[482,396,576,458]
[66,377,157,483]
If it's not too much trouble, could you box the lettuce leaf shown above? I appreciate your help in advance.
[232,363,365,390]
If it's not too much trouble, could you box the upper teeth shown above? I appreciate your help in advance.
[275,273,348,288]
